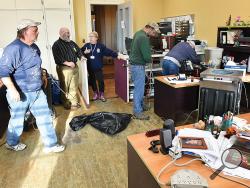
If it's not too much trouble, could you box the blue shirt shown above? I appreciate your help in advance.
[166,42,200,64]
[81,43,118,71]
[0,39,42,92]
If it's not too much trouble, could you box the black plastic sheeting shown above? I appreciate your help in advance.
[69,112,132,135]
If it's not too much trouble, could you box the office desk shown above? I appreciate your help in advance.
[154,76,199,121]
[242,73,250,83]
[154,74,250,121]
[127,113,250,188]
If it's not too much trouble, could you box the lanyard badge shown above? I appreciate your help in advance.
[90,44,97,60]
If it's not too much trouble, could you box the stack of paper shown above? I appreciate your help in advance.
[174,128,250,180]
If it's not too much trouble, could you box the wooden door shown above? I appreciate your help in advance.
[94,5,117,65]
[115,59,128,102]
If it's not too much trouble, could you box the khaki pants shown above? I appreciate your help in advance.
[56,65,79,107]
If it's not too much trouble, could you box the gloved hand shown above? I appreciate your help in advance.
[84,47,91,54]
[8,88,20,102]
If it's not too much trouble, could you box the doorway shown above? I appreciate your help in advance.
[85,1,133,102]
[89,5,118,99]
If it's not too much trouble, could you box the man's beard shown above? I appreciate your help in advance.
[62,35,70,42]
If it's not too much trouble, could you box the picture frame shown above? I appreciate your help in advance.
[180,137,208,149]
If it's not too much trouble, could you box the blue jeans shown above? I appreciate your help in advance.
[6,90,58,148]
[162,59,180,75]
[130,65,145,115]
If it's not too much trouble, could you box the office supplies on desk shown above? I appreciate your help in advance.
[178,73,187,80]
[164,77,199,84]
[221,111,233,131]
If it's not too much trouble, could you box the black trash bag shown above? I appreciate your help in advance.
[69,112,132,135]
[69,114,91,131]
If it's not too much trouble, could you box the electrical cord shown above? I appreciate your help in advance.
[182,108,198,125]
[156,157,204,185]
[48,74,81,107]
[157,155,250,187]
[25,72,80,131]
[157,158,177,185]
[242,82,249,109]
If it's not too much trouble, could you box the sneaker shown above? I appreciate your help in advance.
[99,92,106,102]
[133,113,150,120]
[93,92,99,101]
[5,142,26,151]
[43,144,65,154]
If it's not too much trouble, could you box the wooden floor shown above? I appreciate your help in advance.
[89,64,117,99]
[0,98,164,188]
[0,64,197,188]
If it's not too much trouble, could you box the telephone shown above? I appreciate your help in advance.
[170,169,208,188]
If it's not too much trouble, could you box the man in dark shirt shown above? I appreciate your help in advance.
[129,22,160,120]
[0,19,65,153]
[52,27,83,110]
[162,41,200,75]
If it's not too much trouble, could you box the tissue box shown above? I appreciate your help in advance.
[224,64,247,76]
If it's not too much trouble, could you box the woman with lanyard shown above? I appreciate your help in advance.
[82,31,123,102]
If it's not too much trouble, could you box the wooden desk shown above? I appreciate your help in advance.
[127,113,250,188]
[154,74,250,121]
[242,73,250,83]
[154,76,199,121]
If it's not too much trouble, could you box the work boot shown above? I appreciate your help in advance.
[99,92,106,102]
[93,92,99,101]
[133,113,150,120]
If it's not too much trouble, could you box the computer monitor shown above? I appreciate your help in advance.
[125,37,133,55]
[150,36,162,53]
[158,22,172,35]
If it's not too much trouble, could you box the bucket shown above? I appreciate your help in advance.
[204,47,224,68]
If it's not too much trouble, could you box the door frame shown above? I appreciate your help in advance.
[117,2,133,53]
[85,0,127,43]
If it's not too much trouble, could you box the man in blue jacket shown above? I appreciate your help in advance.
[162,41,200,75]
[0,19,65,153]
